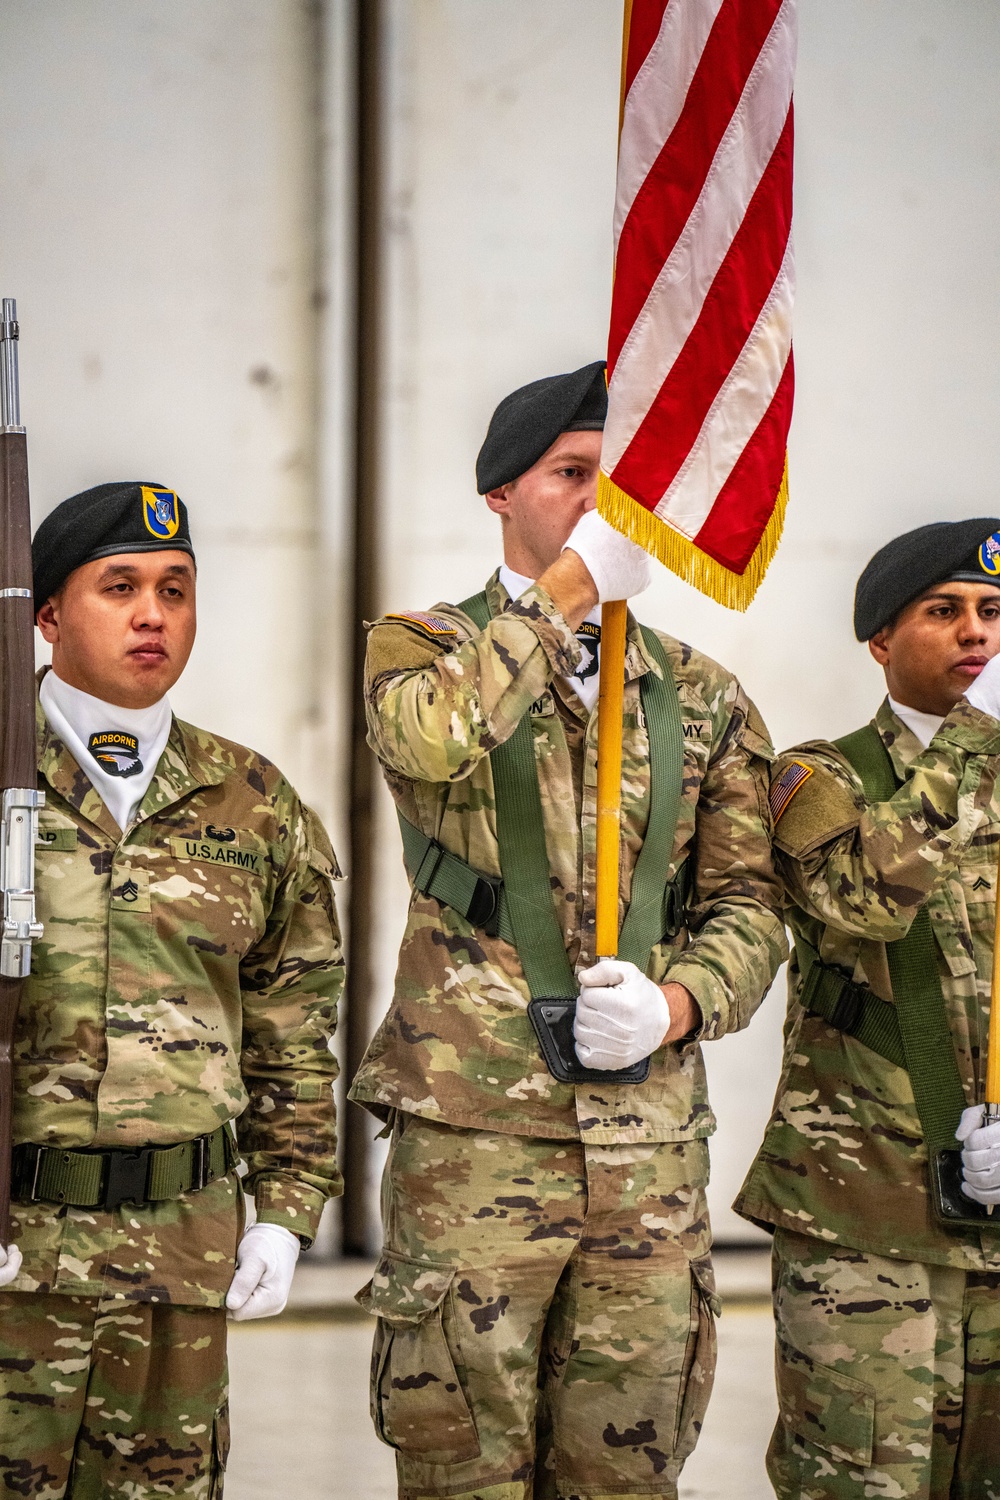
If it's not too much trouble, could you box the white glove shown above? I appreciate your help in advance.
[0,1243,22,1288]
[226,1222,301,1321]
[563,511,652,603]
[956,1104,1000,1205]
[963,653,1000,722]
[574,959,670,1070]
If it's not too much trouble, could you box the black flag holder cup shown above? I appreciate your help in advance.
[0,299,44,1248]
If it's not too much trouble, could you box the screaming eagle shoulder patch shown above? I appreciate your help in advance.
[769,760,814,823]
[89,731,143,779]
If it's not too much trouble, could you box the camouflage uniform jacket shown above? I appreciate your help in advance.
[350,570,786,1144]
[8,679,343,1306]
[736,696,1000,1270]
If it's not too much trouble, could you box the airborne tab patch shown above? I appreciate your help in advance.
[384,611,457,637]
[769,760,814,823]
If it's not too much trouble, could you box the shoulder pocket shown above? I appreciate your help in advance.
[304,807,344,881]
[738,700,775,762]
[772,761,862,859]
[357,1253,480,1463]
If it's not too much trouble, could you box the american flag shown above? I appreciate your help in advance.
[598,0,797,610]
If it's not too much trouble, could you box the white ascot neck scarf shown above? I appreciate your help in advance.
[40,670,173,833]
[888,695,944,751]
[500,564,603,711]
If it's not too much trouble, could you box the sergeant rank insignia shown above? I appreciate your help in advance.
[89,730,143,778]
[769,760,814,822]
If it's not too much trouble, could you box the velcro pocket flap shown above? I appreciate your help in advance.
[356,1253,480,1462]
[357,1253,455,1325]
[927,889,977,977]
[775,1336,875,1466]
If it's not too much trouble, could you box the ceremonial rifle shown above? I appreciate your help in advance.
[0,299,44,1248]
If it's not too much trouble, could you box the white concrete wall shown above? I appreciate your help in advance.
[0,0,353,850]
[371,0,1000,1240]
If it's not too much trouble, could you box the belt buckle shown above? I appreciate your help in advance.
[192,1134,210,1191]
[103,1147,153,1210]
[829,985,864,1034]
[468,874,501,933]
[14,1142,45,1202]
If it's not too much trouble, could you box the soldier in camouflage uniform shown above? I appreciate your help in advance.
[350,363,787,1500]
[736,518,1000,1499]
[0,482,343,1498]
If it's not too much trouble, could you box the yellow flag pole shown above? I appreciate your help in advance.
[595,599,629,960]
[987,878,1000,1120]
[981,873,1000,1215]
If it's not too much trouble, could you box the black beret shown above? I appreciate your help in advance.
[476,361,607,494]
[854,517,1000,640]
[32,482,195,611]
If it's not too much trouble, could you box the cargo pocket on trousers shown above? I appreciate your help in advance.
[357,1252,481,1464]
[673,1257,721,1462]
[774,1335,875,1466]
[209,1400,231,1499]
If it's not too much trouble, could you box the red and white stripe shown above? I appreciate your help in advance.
[602,0,796,580]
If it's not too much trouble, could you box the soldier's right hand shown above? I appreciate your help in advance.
[0,1242,22,1288]
[956,1104,1000,1205]
[562,512,652,603]
[574,958,670,1070]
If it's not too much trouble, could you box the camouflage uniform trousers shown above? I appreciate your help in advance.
[767,1228,1000,1500]
[359,1112,719,1500]
[0,1291,229,1499]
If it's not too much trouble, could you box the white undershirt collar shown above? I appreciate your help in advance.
[40,670,173,833]
[499,564,603,711]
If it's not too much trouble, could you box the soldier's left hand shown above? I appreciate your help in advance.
[956,1104,1000,1204]
[226,1222,301,1320]
[0,1242,22,1288]
[574,959,671,1070]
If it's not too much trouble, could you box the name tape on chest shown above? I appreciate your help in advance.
[769,760,814,823]
[384,611,457,637]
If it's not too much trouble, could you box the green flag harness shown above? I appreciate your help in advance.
[396,588,689,1086]
[798,721,995,1231]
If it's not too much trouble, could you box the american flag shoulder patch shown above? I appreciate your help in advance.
[384,611,457,637]
[770,761,814,823]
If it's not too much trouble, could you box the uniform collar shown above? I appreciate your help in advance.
[36,669,228,838]
[875,696,927,779]
[486,568,657,685]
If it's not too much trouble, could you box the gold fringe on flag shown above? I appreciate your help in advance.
[597,458,789,612]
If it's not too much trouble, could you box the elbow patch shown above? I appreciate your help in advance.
[771,758,862,857]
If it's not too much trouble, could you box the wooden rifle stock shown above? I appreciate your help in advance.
[0,301,42,1247]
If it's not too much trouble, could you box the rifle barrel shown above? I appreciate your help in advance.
[0,297,41,1248]
[0,300,23,433]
